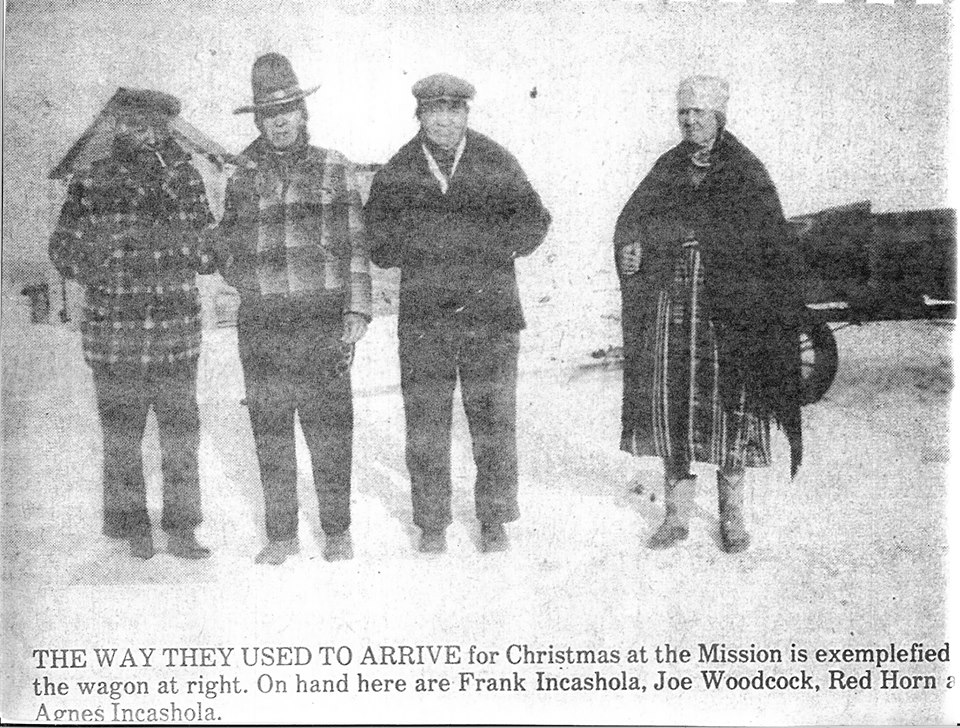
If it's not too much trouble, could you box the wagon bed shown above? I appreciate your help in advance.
[793,202,955,404]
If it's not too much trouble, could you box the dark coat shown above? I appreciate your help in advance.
[364,129,551,331]
[614,131,806,475]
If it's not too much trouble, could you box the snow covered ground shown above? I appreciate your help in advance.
[1,291,955,725]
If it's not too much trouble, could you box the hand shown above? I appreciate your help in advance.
[619,242,642,275]
[342,313,368,344]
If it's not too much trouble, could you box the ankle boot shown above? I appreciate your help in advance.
[255,537,300,565]
[324,531,353,562]
[129,532,155,560]
[647,475,696,549]
[418,528,447,554]
[717,470,750,553]
[480,523,509,553]
[167,530,211,560]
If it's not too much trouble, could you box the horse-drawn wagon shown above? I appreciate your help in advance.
[793,201,955,404]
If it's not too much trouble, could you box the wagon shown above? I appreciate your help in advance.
[792,201,956,404]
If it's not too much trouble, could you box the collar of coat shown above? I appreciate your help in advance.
[378,128,516,197]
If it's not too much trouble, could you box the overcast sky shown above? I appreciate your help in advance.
[2,0,952,278]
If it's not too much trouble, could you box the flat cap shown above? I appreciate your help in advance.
[107,87,181,118]
[411,73,475,102]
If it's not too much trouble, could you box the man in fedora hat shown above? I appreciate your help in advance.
[49,88,217,560]
[364,73,551,554]
[214,53,371,565]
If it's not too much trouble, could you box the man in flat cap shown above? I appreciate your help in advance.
[49,88,217,560]
[614,75,805,553]
[365,73,551,554]
[214,53,371,565]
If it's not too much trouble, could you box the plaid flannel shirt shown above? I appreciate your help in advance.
[214,135,372,320]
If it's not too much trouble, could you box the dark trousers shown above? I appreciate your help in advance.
[238,299,353,541]
[399,324,520,531]
[92,363,202,537]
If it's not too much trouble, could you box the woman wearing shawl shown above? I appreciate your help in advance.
[614,76,805,553]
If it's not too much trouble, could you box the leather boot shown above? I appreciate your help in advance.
[717,469,750,553]
[167,530,212,560]
[255,537,299,565]
[129,532,155,560]
[418,529,447,554]
[323,531,354,562]
[647,475,696,549]
[480,523,509,553]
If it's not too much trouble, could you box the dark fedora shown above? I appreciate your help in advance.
[234,53,319,115]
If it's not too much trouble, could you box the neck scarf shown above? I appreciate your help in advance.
[689,126,726,168]
[422,136,457,177]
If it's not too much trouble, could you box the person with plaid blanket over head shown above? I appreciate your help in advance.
[49,88,217,560]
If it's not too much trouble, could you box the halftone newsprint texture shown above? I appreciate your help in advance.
[1,0,956,725]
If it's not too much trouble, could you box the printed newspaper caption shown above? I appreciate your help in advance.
[30,642,953,722]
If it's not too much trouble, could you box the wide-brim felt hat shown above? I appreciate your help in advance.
[234,52,319,114]
[106,87,181,119]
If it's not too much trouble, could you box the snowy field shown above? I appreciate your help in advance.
[1,291,954,725]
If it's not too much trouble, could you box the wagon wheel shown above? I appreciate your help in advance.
[799,320,838,405]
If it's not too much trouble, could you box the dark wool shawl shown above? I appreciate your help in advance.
[614,131,806,475]
[364,129,551,331]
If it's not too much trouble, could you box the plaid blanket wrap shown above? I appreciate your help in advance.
[49,137,215,371]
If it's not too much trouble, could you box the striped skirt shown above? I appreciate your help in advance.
[623,241,771,470]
